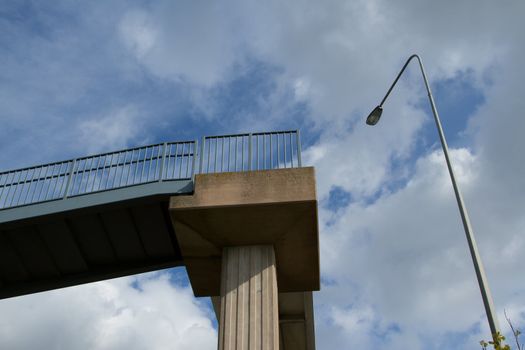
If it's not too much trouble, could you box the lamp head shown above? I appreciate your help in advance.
[366,106,383,126]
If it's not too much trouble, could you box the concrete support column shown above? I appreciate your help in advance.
[218,245,279,350]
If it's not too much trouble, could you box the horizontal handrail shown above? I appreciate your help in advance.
[0,130,302,210]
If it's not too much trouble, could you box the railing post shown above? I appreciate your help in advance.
[199,137,205,174]
[63,159,77,199]
[296,129,302,167]
[191,139,197,182]
[159,142,168,182]
[248,133,252,171]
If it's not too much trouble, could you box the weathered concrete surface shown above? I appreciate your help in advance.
[212,291,316,350]
[218,245,279,350]
[169,167,319,297]
[278,292,315,350]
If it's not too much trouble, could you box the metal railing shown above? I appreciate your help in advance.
[0,130,301,210]
[199,130,301,174]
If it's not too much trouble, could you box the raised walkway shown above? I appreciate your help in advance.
[0,130,317,349]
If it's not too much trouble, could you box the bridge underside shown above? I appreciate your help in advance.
[0,181,191,299]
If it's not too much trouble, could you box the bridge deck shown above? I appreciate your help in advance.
[0,131,302,299]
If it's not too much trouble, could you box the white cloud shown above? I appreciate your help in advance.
[78,106,145,154]
[119,11,158,60]
[118,2,241,88]
[315,146,525,348]
[1,1,525,349]
[0,272,217,350]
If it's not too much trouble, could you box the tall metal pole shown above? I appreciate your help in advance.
[371,54,501,339]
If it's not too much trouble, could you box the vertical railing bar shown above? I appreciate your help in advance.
[49,163,63,200]
[140,147,147,183]
[9,170,21,207]
[178,143,185,179]
[178,142,188,179]
[127,150,135,184]
[53,162,67,199]
[234,136,238,171]
[35,165,50,201]
[290,132,293,168]
[199,137,205,175]
[0,172,8,205]
[38,165,52,201]
[263,134,267,169]
[214,138,218,173]
[5,170,16,207]
[156,145,162,180]
[206,138,211,173]
[53,162,68,199]
[60,161,72,198]
[45,164,57,198]
[153,142,162,182]
[77,159,88,194]
[256,134,259,170]
[124,150,133,185]
[166,144,173,179]
[132,150,140,185]
[31,167,44,202]
[81,157,92,194]
[146,146,155,182]
[220,137,224,172]
[27,168,39,204]
[241,136,245,171]
[109,152,120,189]
[182,142,188,178]
[117,151,127,187]
[74,159,85,195]
[0,173,6,205]
[190,141,196,179]
[103,153,115,190]
[248,133,252,171]
[269,134,273,169]
[119,153,128,187]
[82,156,94,194]
[296,129,302,167]
[41,167,51,201]
[164,144,170,180]
[158,142,167,181]
[283,132,287,169]
[172,143,179,179]
[145,146,152,182]
[15,169,31,206]
[5,171,20,207]
[0,173,7,208]
[227,137,230,172]
[185,142,191,178]
[277,133,280,168]
[148,146,157,182]
[95,155,106,191]
[12,169,25,206]
[22,168,36,205]
[39,167,51,201]
[90,156,102,192]
[229,137,232,171]
[8,170,23,207]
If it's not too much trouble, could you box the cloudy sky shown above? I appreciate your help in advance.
[1,0,524,349]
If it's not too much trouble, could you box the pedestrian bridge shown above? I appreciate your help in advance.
[0,130,318,349]
[0,130,302,298]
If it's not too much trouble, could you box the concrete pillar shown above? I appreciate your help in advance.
[218,245,279,350]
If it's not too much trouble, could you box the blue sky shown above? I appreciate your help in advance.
[1,1,524,349]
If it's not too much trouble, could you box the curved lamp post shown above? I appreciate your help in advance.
[366,54,501,339]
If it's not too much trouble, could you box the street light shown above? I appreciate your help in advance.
[366,54,501,340]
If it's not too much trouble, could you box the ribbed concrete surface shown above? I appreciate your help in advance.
[219,245,279,350]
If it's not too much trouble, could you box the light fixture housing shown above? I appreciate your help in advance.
[366,106,383,125]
